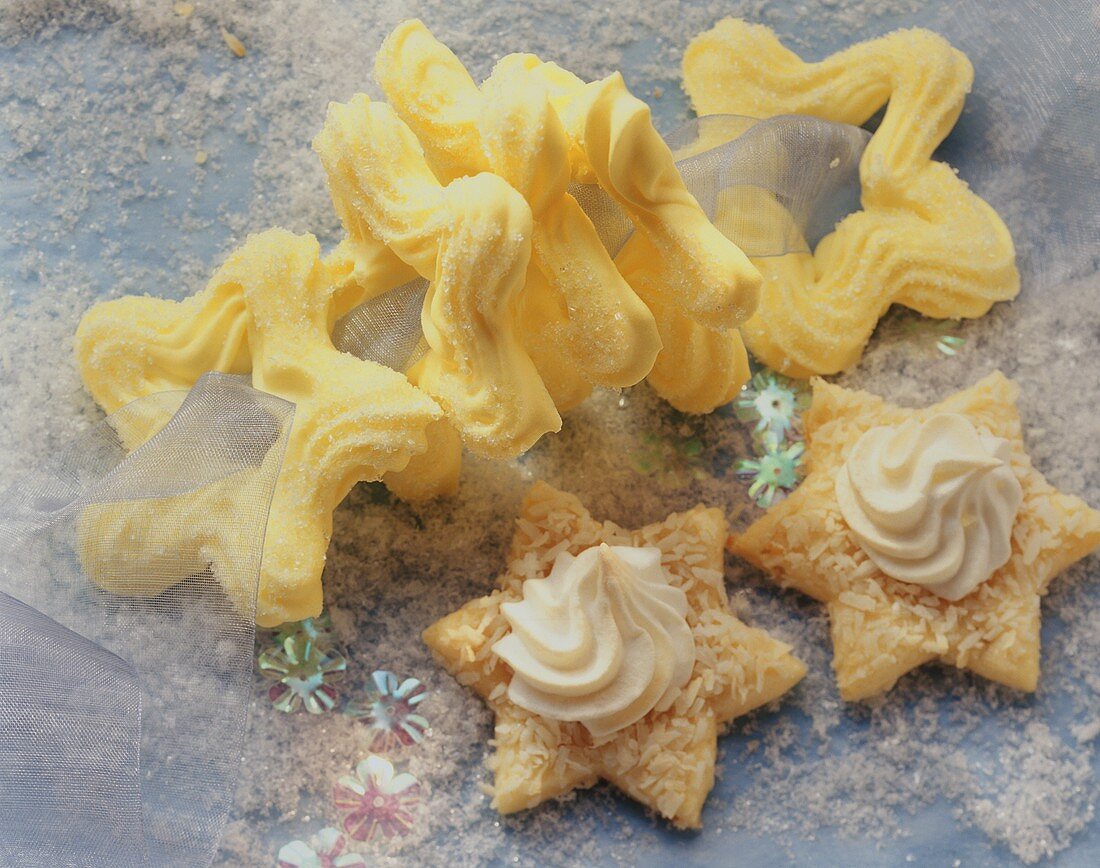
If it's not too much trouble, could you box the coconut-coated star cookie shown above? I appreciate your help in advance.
[730,372,1100,701]
[423,482,806,828]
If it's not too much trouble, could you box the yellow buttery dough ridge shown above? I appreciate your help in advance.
[79,229,442,626]
[372,19,760,412]
[684,21,1019,377]
[314,94,561,458]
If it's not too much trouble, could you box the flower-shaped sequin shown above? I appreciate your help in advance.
[346,670,429,752]
[936,333,965,356]
[332,755,420,841]
[734,369,810,444]
[736,440,805,508]
[259,633,347,714]
[274,612,336,648]
[277,826,366,868]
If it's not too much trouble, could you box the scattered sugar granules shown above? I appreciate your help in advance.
[1,1,1098,865]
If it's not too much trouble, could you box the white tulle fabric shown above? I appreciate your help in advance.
[0,373,292,867]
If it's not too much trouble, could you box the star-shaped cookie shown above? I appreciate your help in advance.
[729,372,1100,701]
[423,481,806,828]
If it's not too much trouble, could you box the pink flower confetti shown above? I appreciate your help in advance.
[332,755,420,841]
[276,826,366,868]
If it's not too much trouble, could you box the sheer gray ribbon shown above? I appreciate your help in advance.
[0,373,293,867]
[332,113,870,372]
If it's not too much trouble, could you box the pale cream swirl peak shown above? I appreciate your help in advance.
[835,413,1023,601]
[492,544,695,739]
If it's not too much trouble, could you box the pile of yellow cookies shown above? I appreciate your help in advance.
[71,15,1100,832]
[74,19,1022,628]
[77,19,765,626]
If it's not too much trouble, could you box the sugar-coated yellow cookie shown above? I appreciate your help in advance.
[424,482,806,828]
[77,428,288,620]
[77,381,292,619]
[313,94,560,458]
[80,230,442,626]
[729,373,1100,700]
[73,20,772,626]
[684,21,1019,377]
[365,19,760,413]
[75,279,250,417]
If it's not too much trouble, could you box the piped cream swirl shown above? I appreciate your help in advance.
[835,413,1022,601]
[492,544,695,738]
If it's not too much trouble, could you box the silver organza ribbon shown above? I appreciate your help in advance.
[0,373,293,867]
[332,113,870,372]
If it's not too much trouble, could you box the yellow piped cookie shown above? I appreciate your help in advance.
[313,95,560,458]
[240,230,442,624]
[684,21,1019,377]
[77,425,288,621]
[79,230,442,626]
[74,21,781,624]
[371,20,760,412]
[75,281,251,416]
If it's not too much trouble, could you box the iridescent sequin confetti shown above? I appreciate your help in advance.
[735,370,810,443]
[736,440,806,508]
[274,611,336,648]
[936,333,966,356]
[276,826,367,868]
[259,633,347,714]
[897,315,967,357]
[332,755,420,841]
[734,365,811,507]
[628,428,708,488]
[346,670,429,752]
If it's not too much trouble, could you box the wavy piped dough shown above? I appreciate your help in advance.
[76,283,251,415]
[372,19,759,413]
[375,23,655,410]
[79,230,442,626]
[235,230,441,623]
[684,21,1019,377]
[77,449,286,619]
[619,242,751,414]
[314,95,560,457]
